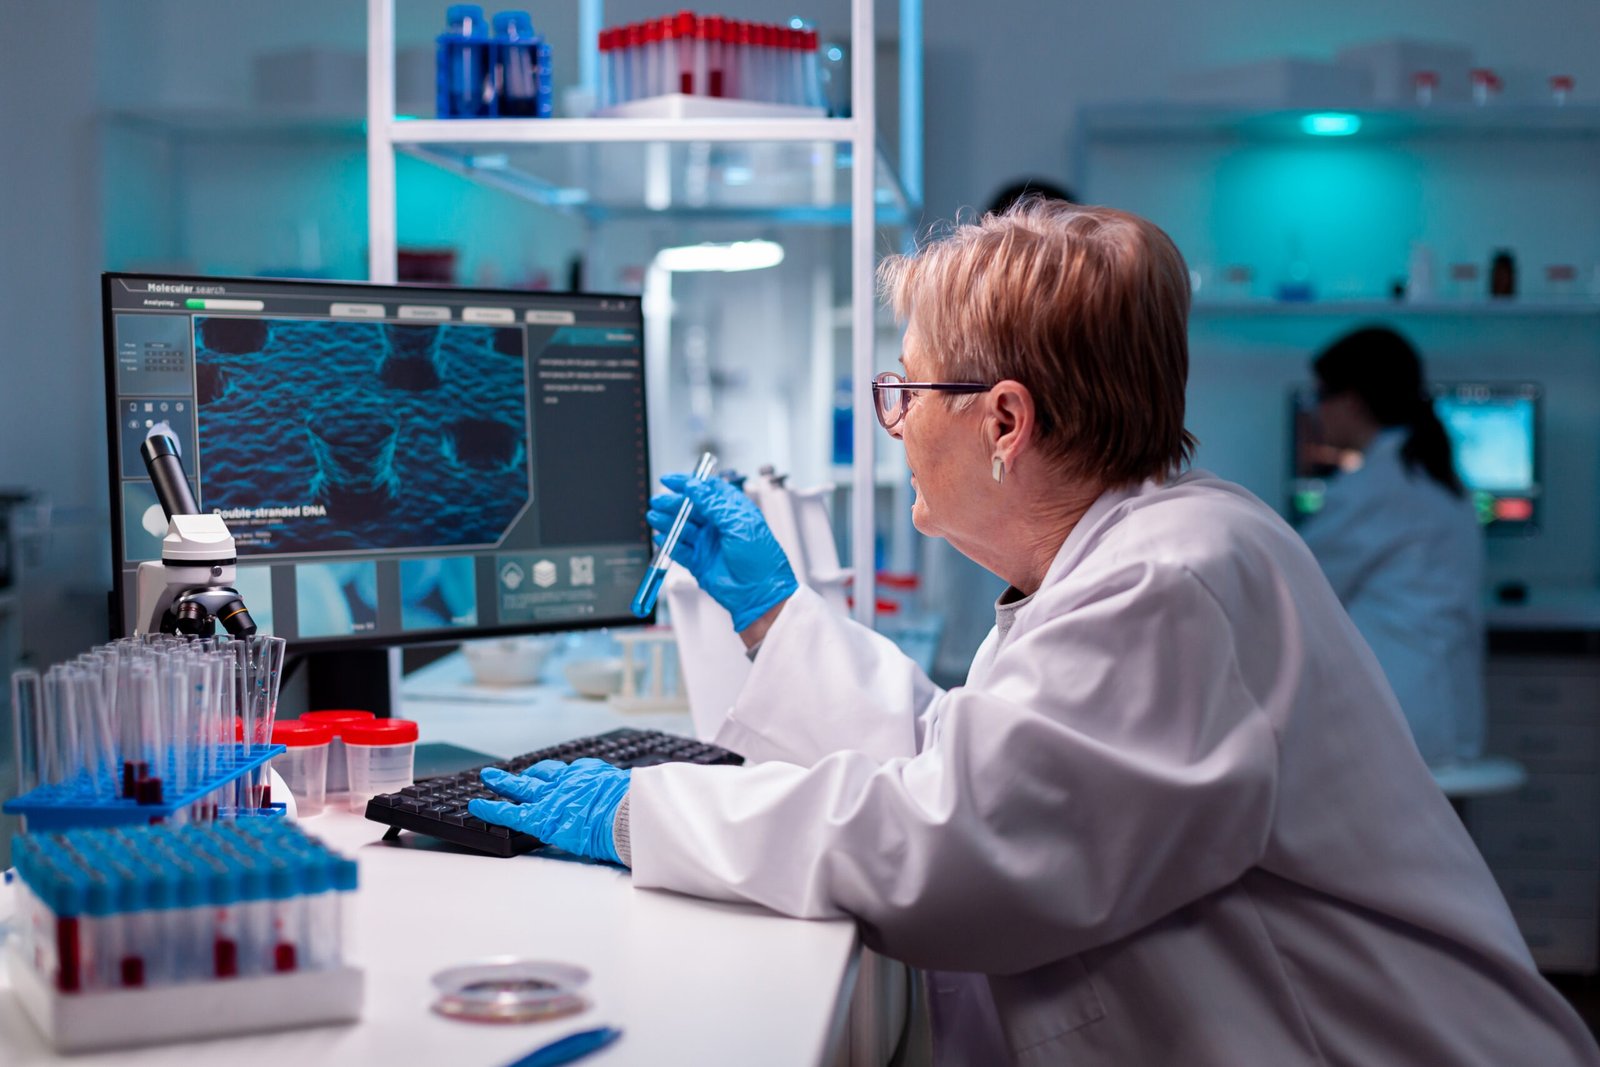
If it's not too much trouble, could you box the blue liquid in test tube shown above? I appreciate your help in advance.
[631,451,717,618]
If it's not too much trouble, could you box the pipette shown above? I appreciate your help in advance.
[631,451,717,618]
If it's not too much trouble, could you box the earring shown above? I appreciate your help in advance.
[992,456,1006,484]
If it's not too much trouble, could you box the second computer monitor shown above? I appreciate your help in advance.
[104,273,653,648]
[1288,381,1541,533]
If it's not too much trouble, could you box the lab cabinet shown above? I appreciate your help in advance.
[1471,654,1600,973]
[365,0,923,629]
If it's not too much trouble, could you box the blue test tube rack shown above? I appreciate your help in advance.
[3,744,286,831]
[7,820,363,1052]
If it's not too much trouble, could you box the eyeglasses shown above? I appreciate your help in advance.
[870,371,994,431]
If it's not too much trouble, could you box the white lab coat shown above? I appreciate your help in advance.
[1299,429,1486,766]
[629,471,1596,1065]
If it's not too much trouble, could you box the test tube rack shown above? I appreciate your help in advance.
[7,820,364,1052]
[7,944,365,1054]
[3,743,285,831]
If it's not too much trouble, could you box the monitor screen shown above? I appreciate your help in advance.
[104,273,653,648]
[1287,381,1540,533]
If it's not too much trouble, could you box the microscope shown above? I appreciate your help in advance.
[133,431,257,637]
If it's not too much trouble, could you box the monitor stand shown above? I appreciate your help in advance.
[280,647,403,718]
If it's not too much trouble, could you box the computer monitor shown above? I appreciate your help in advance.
[1288,381,1541,533]
[103,273,653,649]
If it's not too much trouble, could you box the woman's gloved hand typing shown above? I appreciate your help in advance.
[468,758,631,865]
[647,472,799,632]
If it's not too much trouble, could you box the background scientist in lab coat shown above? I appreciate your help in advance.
[1298,326,1486,768]
[469,202,1598,1066]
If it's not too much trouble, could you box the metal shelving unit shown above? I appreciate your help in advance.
[364,0,921,628]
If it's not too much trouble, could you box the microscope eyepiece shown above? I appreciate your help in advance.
[140,432,200,520]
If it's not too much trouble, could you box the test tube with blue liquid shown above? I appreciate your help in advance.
[631,452,717,618]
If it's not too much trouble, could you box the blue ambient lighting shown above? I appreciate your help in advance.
[1301,112,1361,136]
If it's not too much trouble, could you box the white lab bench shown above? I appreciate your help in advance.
[0,652,865,1066]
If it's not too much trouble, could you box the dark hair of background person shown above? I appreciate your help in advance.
[986,178,1077,216]
[1313,326,1464,497]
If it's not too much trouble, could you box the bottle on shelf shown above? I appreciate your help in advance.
[1550,75,1575,107]
[1470,68,1500,106]
[1405,242,1436,303]
[1489,249,1517,299]
[1543,263,1578,301]
[1447,260,1480,303]
[700,16,726,97]
[436,4,494,119]
[1274,234,1315,303]
[800,28,825,109]
[669,11,696,95]
[1412,70,1439,107]
[492,11,548,118]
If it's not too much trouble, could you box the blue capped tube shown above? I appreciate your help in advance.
[631,451,717,618]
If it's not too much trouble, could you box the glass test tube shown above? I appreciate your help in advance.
[250,636,287,806]
[12,669,43,796]
[631,450,717,618]
[44,666,83,791]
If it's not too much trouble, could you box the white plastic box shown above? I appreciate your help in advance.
[1335,38,1476,104]
[1170,58,1370,109]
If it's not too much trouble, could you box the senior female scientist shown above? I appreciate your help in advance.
[469,203,1598,1066]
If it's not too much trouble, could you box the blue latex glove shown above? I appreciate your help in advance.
[647,472,798,631]
[468,758,631,865]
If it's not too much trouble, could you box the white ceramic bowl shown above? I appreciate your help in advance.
[461,637,553,687]
[563,657,626,699]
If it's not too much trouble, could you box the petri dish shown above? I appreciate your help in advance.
[430,958,591,1024]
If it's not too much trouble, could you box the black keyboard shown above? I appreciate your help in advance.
[365,728,743,857]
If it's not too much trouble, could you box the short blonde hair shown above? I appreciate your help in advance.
[878,201,1196,488]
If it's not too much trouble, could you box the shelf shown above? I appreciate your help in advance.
[390,118,913,225]
[1190,299,1600,318]
[106,108,915,225]
[1080,103,1600,143]
[104,107,367,140]
[388,115,860,145]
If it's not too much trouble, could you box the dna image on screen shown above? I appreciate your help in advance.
[192,316,532,555]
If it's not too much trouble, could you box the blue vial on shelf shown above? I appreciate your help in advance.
[437,4,493,118]
[493,10,543,118]
[831,377,853,465]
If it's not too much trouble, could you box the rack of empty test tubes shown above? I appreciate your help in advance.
[5,634,288,831]
[7,820,363,1051]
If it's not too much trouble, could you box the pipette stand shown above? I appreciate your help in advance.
[610,626,690,713]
